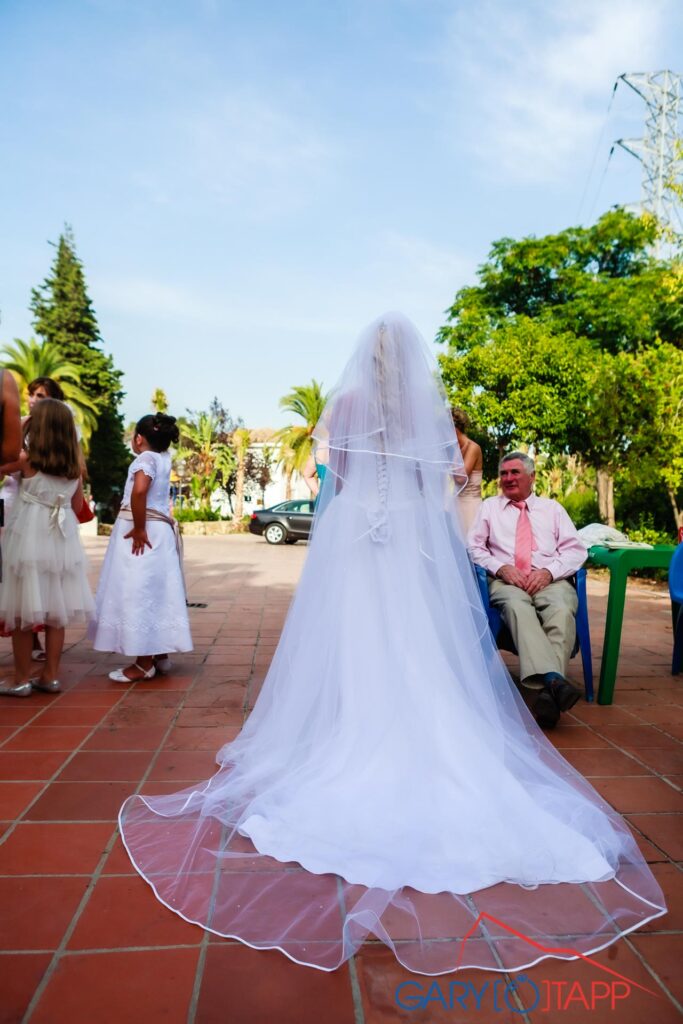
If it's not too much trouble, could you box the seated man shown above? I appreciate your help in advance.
[468,451,587,729]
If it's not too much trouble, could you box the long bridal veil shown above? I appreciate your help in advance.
[119,312,665,973]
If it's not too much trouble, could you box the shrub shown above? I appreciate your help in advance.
[615,480,678,534]
[173,506,230,523]
[558,490,600,529]
[621,514,675,581]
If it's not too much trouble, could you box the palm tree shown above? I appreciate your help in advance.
[231,427,252,519]
[274,379,327,479]
[151,387,169,413]
[175,412,235,507]
[0,337,99,439]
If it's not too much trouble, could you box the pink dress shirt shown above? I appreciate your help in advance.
[467,494,587,581]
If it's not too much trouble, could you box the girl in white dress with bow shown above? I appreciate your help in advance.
[90,413,192,681]
[0,399,93,697]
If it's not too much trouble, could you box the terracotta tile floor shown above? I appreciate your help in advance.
[0,536,681,1023]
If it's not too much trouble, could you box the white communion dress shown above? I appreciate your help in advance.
[89,450,192,657]
[0,472,93,628]
[118,314,666,975]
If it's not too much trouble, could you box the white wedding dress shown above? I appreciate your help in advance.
[119,313,665,974]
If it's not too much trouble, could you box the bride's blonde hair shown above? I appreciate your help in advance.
[26,398,81,480]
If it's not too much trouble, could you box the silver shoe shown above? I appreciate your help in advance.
[0,680,33,698]
[30,678,62,694]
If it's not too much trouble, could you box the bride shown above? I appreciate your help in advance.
[119,312,666,974]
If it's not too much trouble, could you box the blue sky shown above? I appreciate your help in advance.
[1,0,682,428]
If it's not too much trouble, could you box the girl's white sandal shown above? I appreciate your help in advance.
[108,663,157,682]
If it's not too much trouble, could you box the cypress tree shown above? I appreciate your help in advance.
[30,226,130,514]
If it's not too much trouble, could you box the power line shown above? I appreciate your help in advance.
[586,145,616,226]
[576,81,618,224]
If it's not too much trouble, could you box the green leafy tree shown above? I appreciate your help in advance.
[626,342,683,529]
[440,209,682,356]
[249,445,274,506]
[575,351,657,527]
[440,208,683,524]
[0,336,98,435]
[201,398,261,513]
[440,319,591,457]
[440,326,668,527]
[29,227,130,506]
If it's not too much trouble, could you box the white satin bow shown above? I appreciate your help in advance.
[49,497,68,537]
[19,489,69,536]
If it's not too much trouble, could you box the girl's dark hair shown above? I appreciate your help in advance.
[135,413,179,452]
[28,376,65,401]
[26,399,81,479]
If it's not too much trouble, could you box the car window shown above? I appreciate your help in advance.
[271,500,315,513]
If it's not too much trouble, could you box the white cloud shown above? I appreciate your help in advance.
[443,0,671,183]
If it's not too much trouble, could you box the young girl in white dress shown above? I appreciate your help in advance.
[0,399,94,697]
[0,377,84,663]
[89,413,192,681]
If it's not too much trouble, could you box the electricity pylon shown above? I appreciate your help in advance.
[615,70,682,251]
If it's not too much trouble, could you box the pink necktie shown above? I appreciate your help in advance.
[511,500,533,574]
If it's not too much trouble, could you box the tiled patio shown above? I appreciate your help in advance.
[0,535,681,1024]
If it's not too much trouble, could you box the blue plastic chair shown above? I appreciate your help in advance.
[669,543,683,675]
[473,563,594,701]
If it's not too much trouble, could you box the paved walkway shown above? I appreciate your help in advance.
[0,536,681,1023]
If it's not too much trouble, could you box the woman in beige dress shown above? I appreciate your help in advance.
[451,407,482,535]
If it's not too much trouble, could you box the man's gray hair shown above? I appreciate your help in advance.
[499,451,535,473]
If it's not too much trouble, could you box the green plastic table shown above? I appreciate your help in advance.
[587,544,675,704]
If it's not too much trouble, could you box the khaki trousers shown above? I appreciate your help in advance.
[488,578,578,681]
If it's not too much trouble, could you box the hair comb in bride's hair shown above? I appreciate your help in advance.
[378,321,387,336]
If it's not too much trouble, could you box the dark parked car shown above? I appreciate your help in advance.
[249,498,316,544]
